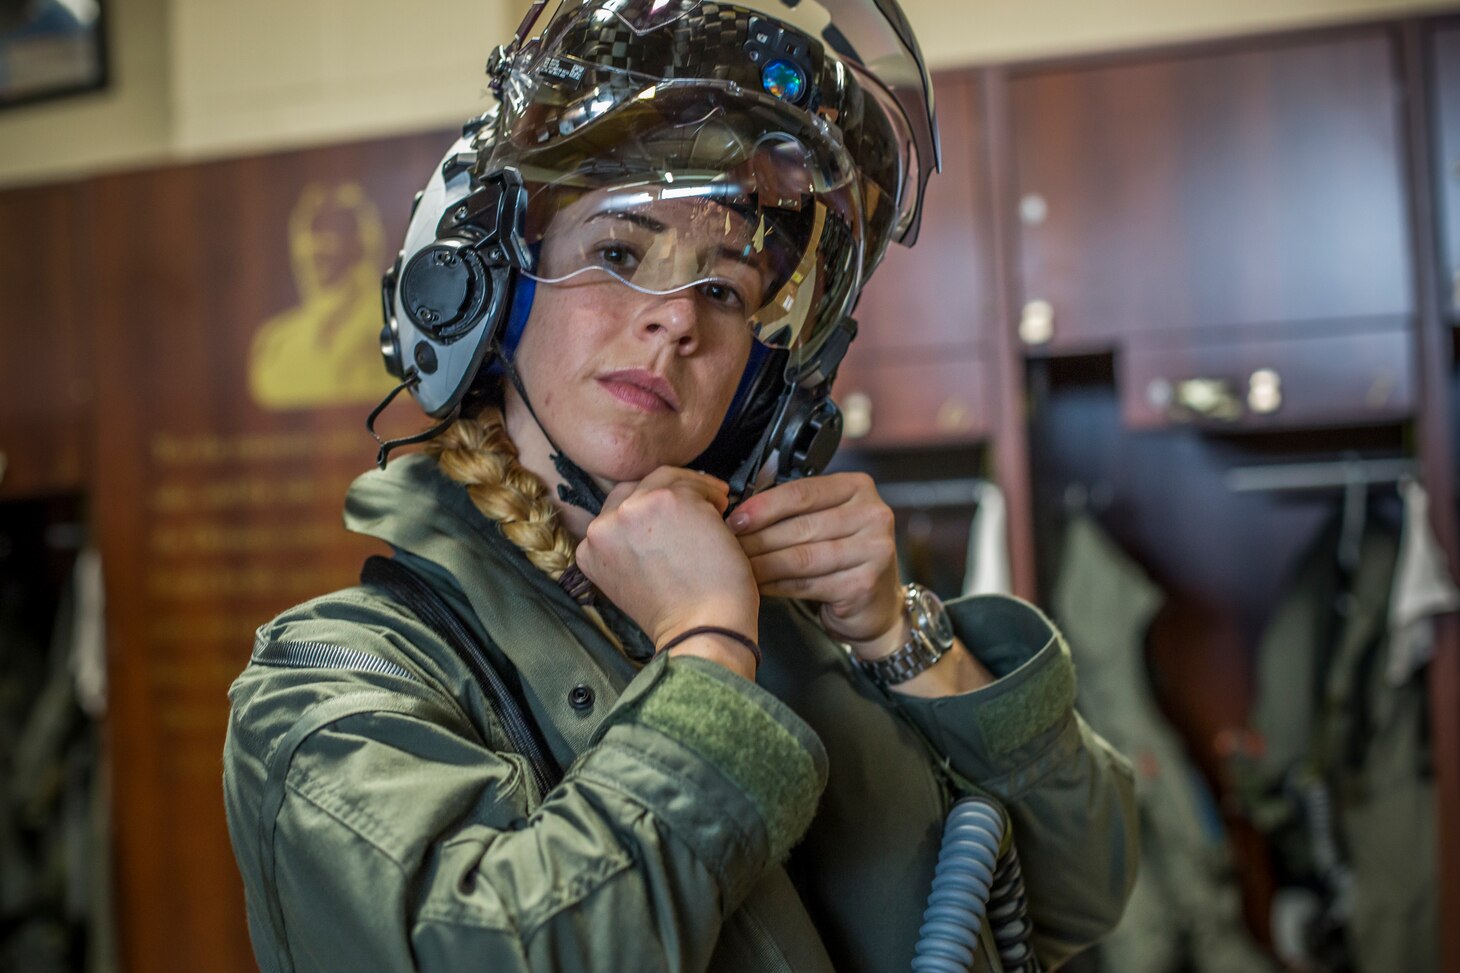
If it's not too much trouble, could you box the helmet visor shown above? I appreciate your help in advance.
[495,87,865,363]
[510,0,938,243]
[526,181,837,355]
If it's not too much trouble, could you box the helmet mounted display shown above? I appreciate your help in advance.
[377,0,938,503]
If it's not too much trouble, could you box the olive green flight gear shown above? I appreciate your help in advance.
[1053,514,1275,973]
[223,455,1137,972]
[1245,511,1437,973]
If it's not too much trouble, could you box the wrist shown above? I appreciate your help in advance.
[653,596,758,648]
[662,629,760,679]
[850,583,957,688]
[843,612,911,662]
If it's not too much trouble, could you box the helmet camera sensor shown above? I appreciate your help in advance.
[761,59,806,102]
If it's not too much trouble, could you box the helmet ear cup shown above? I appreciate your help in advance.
[770,314,855,481]
[379,261,406,379]
[694,315,858,487]
[379,154,531,418]
[399,242,494,342]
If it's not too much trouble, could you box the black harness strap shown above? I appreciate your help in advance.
[360,555,563,800]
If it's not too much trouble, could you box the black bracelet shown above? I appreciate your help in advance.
[657,626,762,667]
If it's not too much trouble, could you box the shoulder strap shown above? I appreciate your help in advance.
[360,554,563,799]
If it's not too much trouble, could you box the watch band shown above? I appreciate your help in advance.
[855,583,951,686]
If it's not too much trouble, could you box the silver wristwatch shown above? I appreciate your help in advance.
[856,583,956,686]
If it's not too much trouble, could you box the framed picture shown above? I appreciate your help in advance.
[0,0,107,110]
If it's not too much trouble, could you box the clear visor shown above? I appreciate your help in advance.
[525,182,836,355]
[495,97,865,363]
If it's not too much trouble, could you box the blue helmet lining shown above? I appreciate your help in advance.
[496,264,536,367]
[718,341,770,437]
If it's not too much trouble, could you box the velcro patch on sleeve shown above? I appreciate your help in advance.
[973,643,1077,757]
[637,662,822,861]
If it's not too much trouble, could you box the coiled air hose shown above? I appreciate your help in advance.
[911,797,1043,973]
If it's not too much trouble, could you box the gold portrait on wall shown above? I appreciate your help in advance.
[249,182,396,411]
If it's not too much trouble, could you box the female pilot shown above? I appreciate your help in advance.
[223,1,1137,969]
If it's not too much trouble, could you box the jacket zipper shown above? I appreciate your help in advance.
[251,636,418,683]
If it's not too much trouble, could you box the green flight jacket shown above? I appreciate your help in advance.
[1249,515,1436,972]
[1054,515,1274,973]
[223,455,1137,972]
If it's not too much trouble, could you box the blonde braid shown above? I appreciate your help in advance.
[426,407,626,652]
[426,406,576,579]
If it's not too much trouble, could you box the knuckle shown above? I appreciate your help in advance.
[792,515,818,544]
[786,478,811,505]
[782,575,813,594]
[793,543,819,572]
[873,503,896,533]
[634,489,670,513]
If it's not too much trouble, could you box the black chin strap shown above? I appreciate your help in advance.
[496,343,605,605]
[552,452,607,516]
[725,388,795,511]
[495,343,608,517]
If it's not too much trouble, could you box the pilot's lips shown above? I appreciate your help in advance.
[597,369,680,413]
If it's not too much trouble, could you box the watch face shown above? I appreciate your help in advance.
[915,587,955,648]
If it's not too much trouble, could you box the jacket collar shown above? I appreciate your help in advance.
[343,453,634,763]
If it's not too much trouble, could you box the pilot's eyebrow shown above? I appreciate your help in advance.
[588,209,768,270]
[718,244,767,269]
[586,210,666,232]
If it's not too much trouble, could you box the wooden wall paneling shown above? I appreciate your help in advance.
[1118,321,1416,430]
[834,353,993,448]
[87,130,455,972]
[850,69,996,357]
[1009,27,1413,354]
[1404,19,1460,971]
[0,180,94,497]
[835,71,1001,453]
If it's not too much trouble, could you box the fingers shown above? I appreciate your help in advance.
[599,479,639,515]
[732,472,903,645]
[748,529,895,584]
[602,466,730,515]
[638,465,728,494]
[729,472,872,535]
[736,472,896,586]
[739,507,863,560]
[643,466,730,510]
[755,562,884,611]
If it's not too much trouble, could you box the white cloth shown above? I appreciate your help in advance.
[1386,478,1460,686]
[70,547,107,717]
[963,480,1011,596]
